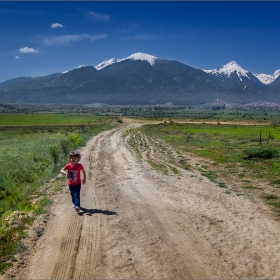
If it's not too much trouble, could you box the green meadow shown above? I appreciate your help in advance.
[0,114,101,125]
[142,121,280,182]
[0,114,116,272]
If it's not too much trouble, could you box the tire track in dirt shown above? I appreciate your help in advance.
[107,126,231,279]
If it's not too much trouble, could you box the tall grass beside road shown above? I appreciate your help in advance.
[0,115,117,272]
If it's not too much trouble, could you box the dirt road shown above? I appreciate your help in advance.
[7,122,280,279]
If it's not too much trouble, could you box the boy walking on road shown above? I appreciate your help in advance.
[60,150,86,212]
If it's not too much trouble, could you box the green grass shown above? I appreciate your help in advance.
[141,122,280,183]
[0,114,102,126]
[268,201,280,208]
[0,116,117,273]
[263,194,279,200]
[171,166,180,175]
[147,159,169,175]
[218,182,227,188]
[199,169,216,182]
[243,185,262,190]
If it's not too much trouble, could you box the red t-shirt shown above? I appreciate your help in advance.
[63,163,84,186]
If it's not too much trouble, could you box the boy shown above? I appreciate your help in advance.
[60,150,86,212]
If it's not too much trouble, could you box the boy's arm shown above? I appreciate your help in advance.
[60,168,67,175]
[60,167,69,178]
[82,169,86,184]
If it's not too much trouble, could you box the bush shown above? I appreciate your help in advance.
[68,133,83,148]
[244,147,279,159]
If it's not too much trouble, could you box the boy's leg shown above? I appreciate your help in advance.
[73,184,81,208]
[68,185,75,205]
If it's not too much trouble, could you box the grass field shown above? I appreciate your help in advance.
[141,121,280,182]
[0,114,117,272]
[2,103,280,122]
[0,114,102,126]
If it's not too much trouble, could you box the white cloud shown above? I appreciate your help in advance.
[14,56,20,59]
[19,47,39,53]
[88,11,110,22]
[51,23,64,29]
[42,33,107,46]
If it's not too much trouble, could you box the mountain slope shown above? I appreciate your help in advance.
[76,59,225,105]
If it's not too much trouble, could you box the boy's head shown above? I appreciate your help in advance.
[68,150,81,162]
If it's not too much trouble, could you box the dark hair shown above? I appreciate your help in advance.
[68,150,81,161]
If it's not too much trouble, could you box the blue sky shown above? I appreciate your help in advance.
[1,1,280,83]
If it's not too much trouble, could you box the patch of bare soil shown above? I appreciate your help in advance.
[3,122,280,279]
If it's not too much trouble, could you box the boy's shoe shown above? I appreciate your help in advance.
[75,206,80,212]
[72,203,75,208]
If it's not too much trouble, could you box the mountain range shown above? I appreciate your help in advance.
[1,52,280,105]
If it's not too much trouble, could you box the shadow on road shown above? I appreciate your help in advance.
[78,207,117,216]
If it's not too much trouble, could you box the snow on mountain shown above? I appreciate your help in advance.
[95,58,125,70]
[77,64,87,69]
[204,61,250,81]
[95,52,161,70]
[62,64,87,74]
[126,52,160,65]
[254,70,280,85]
[59,54,280,86]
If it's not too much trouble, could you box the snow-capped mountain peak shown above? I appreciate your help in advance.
[95,52,161,70]
[254,69,280,85]
[204,61,250,81]
[126,52,159,65]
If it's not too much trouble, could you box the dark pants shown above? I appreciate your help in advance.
[69,183,81,207]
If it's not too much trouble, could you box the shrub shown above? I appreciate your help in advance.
[68,133,83,148]
[244,147,279,160]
